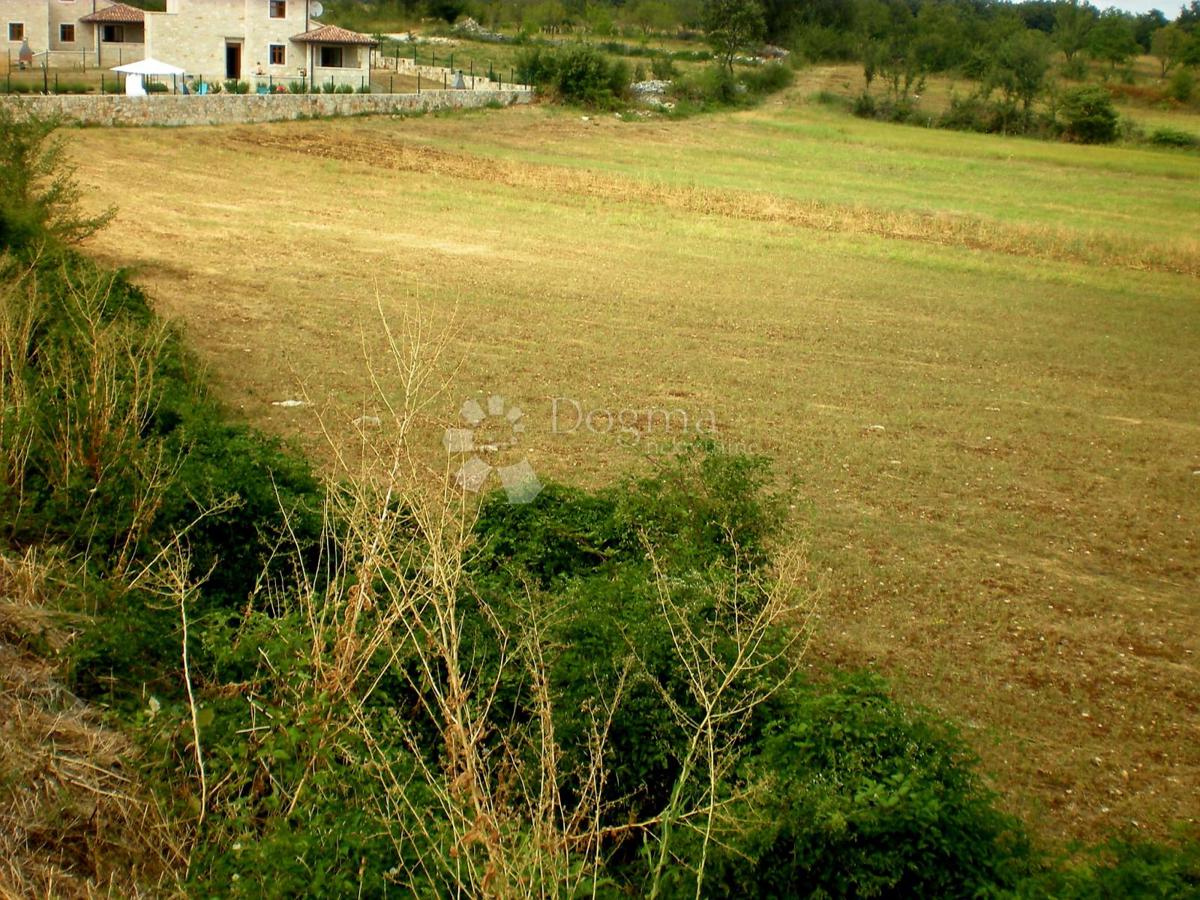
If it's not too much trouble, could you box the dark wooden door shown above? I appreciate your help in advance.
[225,43,241,79]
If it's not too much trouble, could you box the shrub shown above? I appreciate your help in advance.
[1148,126,1200,148]
[939,92,994,132]
[553,44,629,106]
[1168,67,1195,103]
[51,80,90,95]
[1030,833,1200,896]
[741,62,794,95]
[223,79,250,94]
[515,46,559,88]
[852,90,876,118]
[1059,85,1119,143]
[699,674,1034,897]
[650,54,678,79]
[0,109,113,253]
[676,64,739,107]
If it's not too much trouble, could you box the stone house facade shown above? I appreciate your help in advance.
[5,1,375,88]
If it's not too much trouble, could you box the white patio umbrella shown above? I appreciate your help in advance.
[111,58,186,77]
[111,58,187,95]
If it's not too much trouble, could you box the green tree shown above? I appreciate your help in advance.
[1151,24,1188,78]
[703,0,766,73]
[1053,0,1096,63]
[1134,9,1168,52]
[627,0,679,36]
[1088,9,1139,74]
[990,29,1054,125]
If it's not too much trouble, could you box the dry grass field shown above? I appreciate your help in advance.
[66,89,1199,847]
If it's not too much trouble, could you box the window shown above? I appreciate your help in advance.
[269,43,285,65]
[8,23,24,42]
[60,24,76,42]
[102,24,125,42]
[319,46,343,67]
[269,0,287,18]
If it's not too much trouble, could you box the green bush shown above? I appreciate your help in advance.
[672,65,740,106]
[515,46,559,88]
[810,89,842,107]
[1148,126,1200,148]
[1029,833,1200,897]
[553,44,630,106]
[741,62,794,95]
[223,79,250,94]
[699,674,1033,897]
[1059,85,1119,143]
[650,54,678,79]
[0,108,113,253]
[1168,67,1195,103]
[939,92,994,132]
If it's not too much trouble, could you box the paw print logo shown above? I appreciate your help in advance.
[443,394,542,504]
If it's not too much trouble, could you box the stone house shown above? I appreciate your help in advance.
[5,1,375,87]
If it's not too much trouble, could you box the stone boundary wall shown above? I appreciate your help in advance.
[0,89,533,127]
[375,55,530,92]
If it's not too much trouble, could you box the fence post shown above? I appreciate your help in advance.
[417,71,421,94]
[389,74,394,93]
[443,71,446,90]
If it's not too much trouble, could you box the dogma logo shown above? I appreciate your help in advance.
[443,394,542,504]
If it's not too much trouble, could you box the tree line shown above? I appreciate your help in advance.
[333,0,1200,74]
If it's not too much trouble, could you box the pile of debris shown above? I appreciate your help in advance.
[631,80,675,110]
[454,17,508,42]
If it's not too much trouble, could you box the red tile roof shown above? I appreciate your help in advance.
[291,24,378,46]
[80,2,146,24]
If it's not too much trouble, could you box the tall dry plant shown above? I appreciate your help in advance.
[641,538,819,899]
[12,260,180,574]
[0,254,42,522]
[207,296,819,897]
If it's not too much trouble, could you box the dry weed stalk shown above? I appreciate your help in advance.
[0,254,42,523]
[38,265,178,573]
[641,537,819,899]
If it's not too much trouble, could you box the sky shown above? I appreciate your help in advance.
[1095,0,1187,15]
